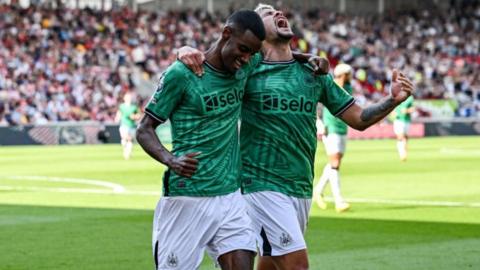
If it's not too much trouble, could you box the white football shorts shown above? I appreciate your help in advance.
[119,125,136,139]
[243,191,312,256]
[393,120,410,136]
[152,190,256,270]
[324,133,347,155]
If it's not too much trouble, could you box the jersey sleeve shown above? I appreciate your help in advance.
[318,74,355,117]
[145,62,188,122]
[406,96,414,107]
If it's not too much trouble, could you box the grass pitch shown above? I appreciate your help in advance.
[1,136,479,269]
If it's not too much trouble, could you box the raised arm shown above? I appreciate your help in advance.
[340,70,414,131]
[136,115,200,178]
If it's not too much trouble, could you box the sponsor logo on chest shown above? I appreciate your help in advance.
[202,88,244,112]
[261,94,315,114]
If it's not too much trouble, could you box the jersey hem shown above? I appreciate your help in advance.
[163,187,240,197]
[241,187,311,199]
[326,130,348,135]
[394,119,412,123]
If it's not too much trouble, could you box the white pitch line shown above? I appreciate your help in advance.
[0,186,124,194]
[5,175,126,193]
[1,183,479,209]
[439,147,480,155]
[0,185,159,196]
[324,196,480,208]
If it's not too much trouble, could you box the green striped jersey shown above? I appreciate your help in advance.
[145,56,260,197]
[240,60,354,198]
[119,103,139,128]
[322,83,353,135]
[395,95,414,122]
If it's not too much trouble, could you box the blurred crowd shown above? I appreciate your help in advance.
[0,1,479,125]
[289,3,480,117]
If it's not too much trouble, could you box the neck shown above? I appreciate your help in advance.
[334,78,345,87]
[261,40,293,62]
[204,40,227,72]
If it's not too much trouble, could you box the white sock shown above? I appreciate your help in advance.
[314,164,331,196]
[123,141,133,160]
[329,168,344,205]
[397,140,407,159]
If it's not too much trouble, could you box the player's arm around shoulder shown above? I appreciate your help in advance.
[339,70,415,131]
[292,52,330,75]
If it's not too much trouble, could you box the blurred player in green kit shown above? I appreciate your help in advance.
[393,95,415,161]
[313,63,353,213]
[115,92,140,160]
[177,4,415,269]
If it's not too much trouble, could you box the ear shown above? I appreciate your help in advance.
[222,26,233,40]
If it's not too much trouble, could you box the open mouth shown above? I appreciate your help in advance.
[233,59,243,69]
[275,17,289,29]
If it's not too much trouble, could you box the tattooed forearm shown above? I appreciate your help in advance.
[360,96,396,124]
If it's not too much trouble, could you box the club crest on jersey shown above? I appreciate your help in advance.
[235,69,246,80]
[167,252,178,268]
[280,232,292,247]
[304,73,315,84]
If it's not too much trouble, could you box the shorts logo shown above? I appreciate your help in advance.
[261,94,314,114]
[167,252,178,268]
[280,232,292,247]
[202,88,244,112]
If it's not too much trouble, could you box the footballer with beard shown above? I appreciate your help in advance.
[177,4,415,269]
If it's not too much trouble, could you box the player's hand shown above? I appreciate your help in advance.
[177,46,205,76]
[308,56,330,75]
[389,70,414,103]
[129,113,141,121]
[168,152,201,178]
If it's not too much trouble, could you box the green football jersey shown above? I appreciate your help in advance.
[240,60,355,198]
[395,95,414,122]
[322,83,353,135]
[145,56,260,197]
[119,103,139,128]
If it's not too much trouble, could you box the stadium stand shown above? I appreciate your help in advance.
[0,1,479,125]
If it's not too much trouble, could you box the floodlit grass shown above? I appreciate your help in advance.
[1,136,479,269]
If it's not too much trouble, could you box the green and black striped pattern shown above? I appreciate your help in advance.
[145,56,260,197]
[240,60,354,198]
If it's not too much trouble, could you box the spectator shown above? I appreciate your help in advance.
[0,2,479,125]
